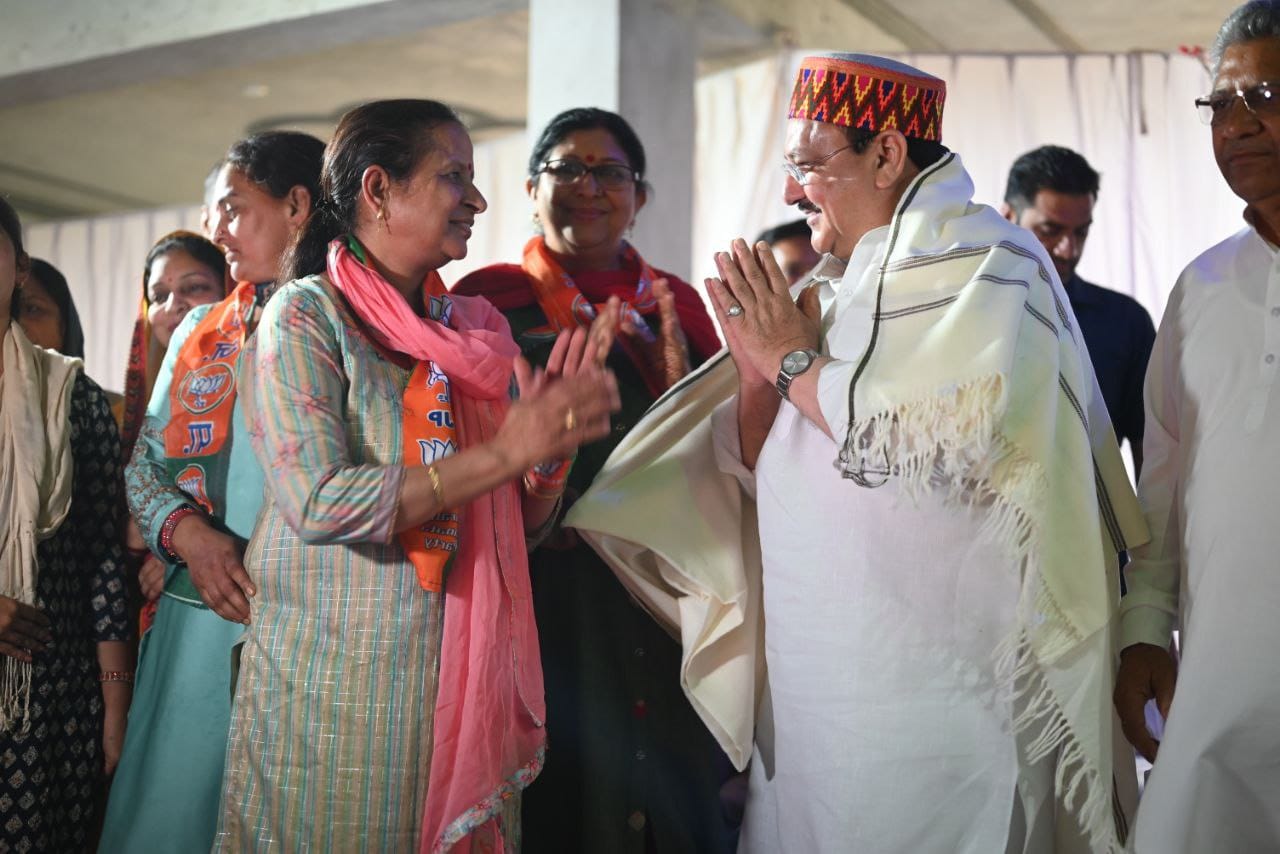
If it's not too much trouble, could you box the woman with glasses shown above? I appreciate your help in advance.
[453,107,728,854]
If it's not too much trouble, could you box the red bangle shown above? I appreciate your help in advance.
[99,670,135,684]
[159,506,200,561]
[523,458,572,500]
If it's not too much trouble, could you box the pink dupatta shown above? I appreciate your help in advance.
[326,238,546,852]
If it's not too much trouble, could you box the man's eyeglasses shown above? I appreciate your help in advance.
[537,159,640,189]
[1195,82,1280,125]
[781,144,854,185]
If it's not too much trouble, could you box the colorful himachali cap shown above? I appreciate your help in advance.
[788,53,946,142]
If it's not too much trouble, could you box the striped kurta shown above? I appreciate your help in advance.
[214,276,445,852]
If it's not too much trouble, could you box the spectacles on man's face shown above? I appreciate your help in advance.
[537,158,640,190]
[1195,82,1280,125]
[781,144,855,186]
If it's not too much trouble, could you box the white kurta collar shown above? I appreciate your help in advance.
[812,226,890,326]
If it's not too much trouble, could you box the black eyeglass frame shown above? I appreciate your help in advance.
[535,158,642,189]
[1195,81,1280,125]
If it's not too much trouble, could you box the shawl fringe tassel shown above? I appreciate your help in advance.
[839,372,1118,852]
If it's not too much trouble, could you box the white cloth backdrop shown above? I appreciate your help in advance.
[24,51,1242,392]
[20,132,535,392]
[24,206,202,390]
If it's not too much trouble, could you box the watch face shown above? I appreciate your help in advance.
[782,349,813,375]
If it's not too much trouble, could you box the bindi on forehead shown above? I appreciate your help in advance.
[452,160,475,177]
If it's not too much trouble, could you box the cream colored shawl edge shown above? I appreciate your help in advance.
[0,323,80,730]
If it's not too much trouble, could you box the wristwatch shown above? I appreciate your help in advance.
[775,348,820,400]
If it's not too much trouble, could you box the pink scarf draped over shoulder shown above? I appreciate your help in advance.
[325,238,545,853]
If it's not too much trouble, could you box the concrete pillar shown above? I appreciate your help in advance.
[528,0,697,279]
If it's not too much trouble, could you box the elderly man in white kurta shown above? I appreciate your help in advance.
[569,54,1146,853]
[1114,5,1280,852]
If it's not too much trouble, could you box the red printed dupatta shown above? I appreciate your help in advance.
[518,236,719,396]
[161,281,257,518]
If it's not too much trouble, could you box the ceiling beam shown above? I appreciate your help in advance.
[837,0,948,51]
[0,160,154,210]
[6,197,89,221]
[1004,0,1085,52]
[0,0,521,110]
[0,190,91,221]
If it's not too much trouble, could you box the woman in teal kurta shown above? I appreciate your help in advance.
[99,132,323,853]
[100,298,263,851]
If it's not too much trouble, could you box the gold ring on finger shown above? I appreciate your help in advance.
[564,408,577,432]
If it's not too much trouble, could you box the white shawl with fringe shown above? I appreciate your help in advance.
[567,153,1149,851]
[0,323,79,730]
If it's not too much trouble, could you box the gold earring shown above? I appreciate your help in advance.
[377,205,388,230]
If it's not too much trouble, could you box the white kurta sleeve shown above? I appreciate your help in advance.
[1119,285,1185,650]
[710,395,757,499]
[816,358,861,438]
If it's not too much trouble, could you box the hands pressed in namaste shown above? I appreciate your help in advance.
[705,238,821,386]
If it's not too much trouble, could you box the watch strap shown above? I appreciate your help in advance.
[775,348,819,400]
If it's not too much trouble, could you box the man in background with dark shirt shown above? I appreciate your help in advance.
[756,219,821,286]
[1003,145,1157,476]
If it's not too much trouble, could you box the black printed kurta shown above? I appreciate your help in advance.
[0,372,130,853]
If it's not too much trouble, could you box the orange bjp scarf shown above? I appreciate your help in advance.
[121,230,234,464]
[340,239,459,592]
[400,359,461,592]
[520,235,671,396]
[157,279,258,540]
[324,237,544,854]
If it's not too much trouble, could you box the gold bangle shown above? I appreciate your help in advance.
[426,463,445,509]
